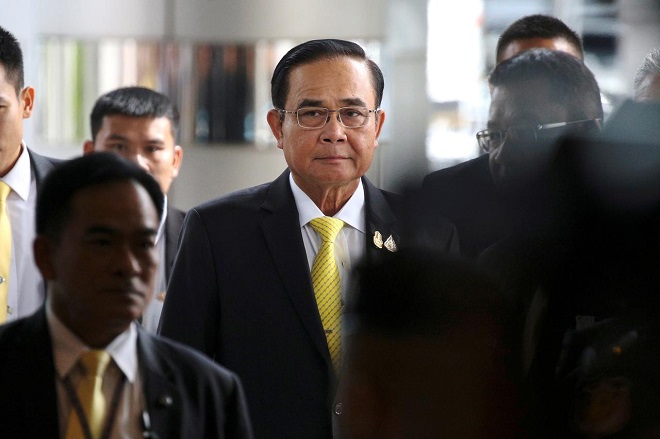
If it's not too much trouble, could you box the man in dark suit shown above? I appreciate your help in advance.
[423,48,601,260]
[423,15,585,260]
[0,25,60,323]
[159,39,457,439]
[83,86,185,332]
[338,249,524,439]
[0,152,254,438]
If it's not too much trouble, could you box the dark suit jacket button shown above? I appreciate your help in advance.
[158,395,174,407]
[334,402,343,415]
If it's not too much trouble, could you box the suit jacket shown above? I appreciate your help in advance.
[0,307,254,439]
[140,204,186,332]
[28,147,61,185]
[423,154,516,260]
[160,170,458,439]
[164,204,186,282]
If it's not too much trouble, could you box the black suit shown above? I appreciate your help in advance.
[164,205,186,282]
[160,170,457,439]
[423,154,516,260]
[0,307,254,439]
[28,147,61,185]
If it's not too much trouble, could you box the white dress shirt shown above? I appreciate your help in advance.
[289,173,366,303]
[1,143,44,321]
[47,299,144,438]
[140,197,168,333]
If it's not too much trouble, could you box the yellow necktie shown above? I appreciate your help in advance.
[0,181,11,323]
[66,350,112,439]
[310,217,344,371]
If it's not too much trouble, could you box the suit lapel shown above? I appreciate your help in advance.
[138,330,180,439]
[7,308,61,436]
[363,177,400,264]
[260,171,332,366]
[164,205,185,282]
[27,148,58,186]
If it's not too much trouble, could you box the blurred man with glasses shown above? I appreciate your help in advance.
[423,49,602,260]
[160,39,458,439]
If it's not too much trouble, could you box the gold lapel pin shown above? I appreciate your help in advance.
[384,235,397,252]
[373,231,383,249]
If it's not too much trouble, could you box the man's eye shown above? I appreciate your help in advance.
[108,143,128,152]
[139,240,156,250]
[300,109,325,117]
[342,108,366,118]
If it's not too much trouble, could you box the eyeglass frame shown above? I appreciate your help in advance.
[276,106,380,130]
[476,118,602,153]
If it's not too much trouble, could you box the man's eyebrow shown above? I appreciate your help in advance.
[296,97,369,109]
[84,226,117,236]
[84,226,158,237]
[104,133,130,141]
[340,97,367,107]
[297,99,324,108]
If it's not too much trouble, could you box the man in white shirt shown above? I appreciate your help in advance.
[83,86,185,332]
[0,152,254,438]
[0,25,59,323]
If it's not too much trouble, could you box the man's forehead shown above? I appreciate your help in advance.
[285,57,376,106]
[97,115,175,141]
[500,37,582,62]
[490,82,567,124]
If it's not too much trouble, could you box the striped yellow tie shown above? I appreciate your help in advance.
[66,350,112,439]
[310,217,344,371]
[0,181,11,323]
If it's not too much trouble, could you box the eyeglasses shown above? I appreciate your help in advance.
[277,106,379,129]
[476,118,602,152]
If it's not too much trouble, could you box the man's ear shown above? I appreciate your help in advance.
[83,140,95,155]
[170,145,183,179]
[33,235,56,280]
[20,86,35,119]
[266,109,285,150]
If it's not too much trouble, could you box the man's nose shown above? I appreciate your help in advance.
[492,136,522,165]
[135,154,150,171]
[321,112,347,143]
[116,245,141,276]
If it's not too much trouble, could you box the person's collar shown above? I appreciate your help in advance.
[156,196,168,244]
[46,297,139,383]
[0,142,32,201]
[289,173,365,232]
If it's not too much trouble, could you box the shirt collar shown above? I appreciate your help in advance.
[156,196,168,244]
[0,142,32,201]
[46,297,139,383]
[289,173,365,233]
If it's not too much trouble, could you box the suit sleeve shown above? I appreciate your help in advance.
[159,208,220,359]
[221,373,255,439]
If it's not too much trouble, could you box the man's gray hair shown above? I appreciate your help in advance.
[633,48,660,99]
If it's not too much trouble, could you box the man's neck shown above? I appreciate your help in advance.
[0,143,23,178]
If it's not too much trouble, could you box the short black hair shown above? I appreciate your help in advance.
[36,152,164,241]
[489,48,603,121]
[496,14,583,63]
[0,25,24,94]
[346,249,510,338]
[90,86,179,141]
[270,39,384,110]
[633,48,660,100]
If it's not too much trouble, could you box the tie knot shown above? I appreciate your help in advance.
[0,181,10,202]
[80,350,111,378]
[310,217,344,243]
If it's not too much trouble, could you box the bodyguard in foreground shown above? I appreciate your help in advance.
[0,153,254,439]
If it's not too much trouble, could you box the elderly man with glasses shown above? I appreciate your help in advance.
[159,38,457,439]
[423,48,603,260]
